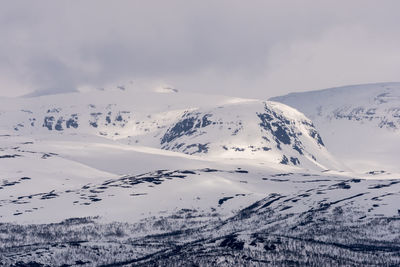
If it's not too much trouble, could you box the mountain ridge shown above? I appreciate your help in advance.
[0,89,341,171]
[270,82,400,173]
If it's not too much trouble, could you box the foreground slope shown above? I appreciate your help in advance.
[1,146,399,265]
[271,82,400,173]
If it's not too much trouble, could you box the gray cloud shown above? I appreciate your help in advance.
[0,0,399,98]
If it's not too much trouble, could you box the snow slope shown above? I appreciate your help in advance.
[271,82,400,173]
[0,87,341,170]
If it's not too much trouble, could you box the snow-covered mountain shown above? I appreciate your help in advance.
[0,88,341,170]
[271,82,400,174]
[1,84,399,266]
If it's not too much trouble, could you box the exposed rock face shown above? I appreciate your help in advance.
[159,101,337,169]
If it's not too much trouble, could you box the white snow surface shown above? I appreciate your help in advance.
[271,82,400,173]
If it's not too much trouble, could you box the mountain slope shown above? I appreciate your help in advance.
[0,88,341,170]
[270,82,400,173]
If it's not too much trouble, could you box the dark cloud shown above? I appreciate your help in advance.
[0,0,399,98]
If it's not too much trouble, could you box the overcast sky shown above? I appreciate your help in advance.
[0,0,400,98]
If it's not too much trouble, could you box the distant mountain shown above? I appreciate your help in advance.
[0,88,341,170]
[270,82,400,173]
